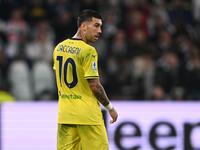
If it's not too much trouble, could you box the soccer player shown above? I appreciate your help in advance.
[53,9,118,150]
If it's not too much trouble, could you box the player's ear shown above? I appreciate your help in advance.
[81,22,87,31]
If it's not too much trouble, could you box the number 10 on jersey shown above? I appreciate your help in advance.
[56,56,78,89]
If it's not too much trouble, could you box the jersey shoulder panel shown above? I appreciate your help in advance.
[80,45,97,58]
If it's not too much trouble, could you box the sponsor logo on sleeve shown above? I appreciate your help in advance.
[92,62,97,71]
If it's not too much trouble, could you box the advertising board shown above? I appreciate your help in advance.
[1,102,200,150]
[1,102,58,150]
[107,102,200,150]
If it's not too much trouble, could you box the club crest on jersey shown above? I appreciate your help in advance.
[92,62,97,71]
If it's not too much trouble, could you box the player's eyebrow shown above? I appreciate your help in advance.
[94,23,102,26]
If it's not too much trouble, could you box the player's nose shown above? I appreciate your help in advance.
[98,27,102,34]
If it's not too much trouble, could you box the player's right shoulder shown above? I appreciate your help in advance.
[81,44,96,55]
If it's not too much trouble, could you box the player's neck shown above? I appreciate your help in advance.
[73,31,88,44]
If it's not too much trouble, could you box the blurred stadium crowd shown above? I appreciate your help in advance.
[0,0,200,101]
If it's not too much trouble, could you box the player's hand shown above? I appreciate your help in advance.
[109,107,118,124]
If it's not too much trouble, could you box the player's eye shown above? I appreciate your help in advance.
[94,23,100,27]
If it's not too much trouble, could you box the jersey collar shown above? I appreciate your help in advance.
[69,37,83,41]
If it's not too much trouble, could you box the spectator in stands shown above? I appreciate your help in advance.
[0,0,22,21]
[167,0,194,39]
[126,10,149,42]
[4,33,31,68]
[108,29,128,59]
[26,30,54,65]
[175,36,193,65]
[184,45,200,100]
[151,86,170,101]
[47,0,74,22]
[193,0,200,24]
[151,0,169,25]
[31,19,55,43]
[128,28,156,58]
[25,0,48,26]
[155,52,181,97]
[53,10,76,44]
[127,0,151,17]
[102,11,118,40]
[6,8,28,43]
[105,30,131,100]
[167,0,192,25]
[130,54,155,100]
[156,30,176,59]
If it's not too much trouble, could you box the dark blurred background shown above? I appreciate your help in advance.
[0,0,199,102]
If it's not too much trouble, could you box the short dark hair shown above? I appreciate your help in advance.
[77,9,102,28]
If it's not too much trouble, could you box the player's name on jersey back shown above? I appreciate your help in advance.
[57,44,81,55]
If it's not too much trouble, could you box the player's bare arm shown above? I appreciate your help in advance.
[88,78,118,123]
[88,78,109,106]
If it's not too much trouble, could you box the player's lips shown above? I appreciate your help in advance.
[95,33,100,39]
[94,35,99,40]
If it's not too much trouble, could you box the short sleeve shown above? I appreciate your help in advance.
[53,61,56,71]
[53,45,58,71]
[82,47,99,79]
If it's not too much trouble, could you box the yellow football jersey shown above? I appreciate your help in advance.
[53,38,104,125]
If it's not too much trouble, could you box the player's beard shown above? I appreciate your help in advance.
[88,35,97,43]
[92,34,100,42]
[86,32,100,43]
